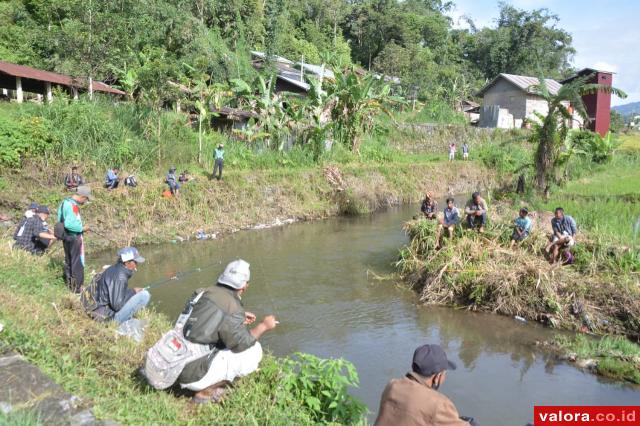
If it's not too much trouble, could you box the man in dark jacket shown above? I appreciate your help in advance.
[375,344,477,426]
[178,259,278,403]
[90,247,150,323]
[64,165,84,191]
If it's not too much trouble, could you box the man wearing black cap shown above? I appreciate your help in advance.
[374,344,476,426]
[14,205,57,255]
[64,165,84,191]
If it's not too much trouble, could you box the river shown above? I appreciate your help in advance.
[93,202,639,425]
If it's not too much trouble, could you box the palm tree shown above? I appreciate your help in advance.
[530,74,626,196]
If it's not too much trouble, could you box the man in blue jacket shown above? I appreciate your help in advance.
[89,247,151,323]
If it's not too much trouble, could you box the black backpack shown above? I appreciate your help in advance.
[53,199,70,240]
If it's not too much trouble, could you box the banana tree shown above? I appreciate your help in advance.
[327,68,402,153]
[530,75,626,196]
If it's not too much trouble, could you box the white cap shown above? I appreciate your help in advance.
[218,259,250,289]
[118,247,145,264]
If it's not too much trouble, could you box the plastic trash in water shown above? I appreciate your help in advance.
[514,316,527,323]
[116,318,148,343]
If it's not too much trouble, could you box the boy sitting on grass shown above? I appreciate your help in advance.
[436,198,460,248]
[510,208,532,247]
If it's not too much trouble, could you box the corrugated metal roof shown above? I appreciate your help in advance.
[0,61,125,95]
[477,73,561,97]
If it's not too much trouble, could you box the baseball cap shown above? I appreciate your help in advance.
[28,202,39,210]
[36,205,50,214]
[76,185,92,200]
[218,259,250,289]
[412,344,456,377]
[118,247,145,264]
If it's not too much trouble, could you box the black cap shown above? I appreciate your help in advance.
[28,202,39,210]
[36,205,50,214]
[412,344,456,377]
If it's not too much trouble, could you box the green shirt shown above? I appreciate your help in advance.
[57,198,83,234]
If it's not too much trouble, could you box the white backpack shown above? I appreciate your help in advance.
[142,292,214,390]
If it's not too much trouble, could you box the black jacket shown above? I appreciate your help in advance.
[93,263,136,320]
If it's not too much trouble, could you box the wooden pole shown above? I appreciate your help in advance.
[16,76,23,103]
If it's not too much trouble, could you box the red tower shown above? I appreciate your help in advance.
[561,68,613,136]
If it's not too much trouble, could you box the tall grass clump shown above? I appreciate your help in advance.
[396,211,640,338]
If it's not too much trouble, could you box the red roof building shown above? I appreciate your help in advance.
[0,60,124,102]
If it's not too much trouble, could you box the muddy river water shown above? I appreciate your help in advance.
[94,203,639,425]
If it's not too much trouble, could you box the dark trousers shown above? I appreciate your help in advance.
[466,212,486,228]
[213,159,224,180]
[63,234,84,292]
[104,179,119,189]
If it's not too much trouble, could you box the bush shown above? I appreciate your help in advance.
[0,112,58,167]
[280,353,367,424]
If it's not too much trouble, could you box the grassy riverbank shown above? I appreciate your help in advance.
[0,244,367,425]
[0,159,496,253]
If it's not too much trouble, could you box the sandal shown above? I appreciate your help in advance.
[192,387,227,404]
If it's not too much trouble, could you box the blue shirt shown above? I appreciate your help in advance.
[515,216,532,233]
[106,169,118,184]
[214,148,224,160]
[551,215,577,236]
[462,144,469,153]
[443,207,460,226]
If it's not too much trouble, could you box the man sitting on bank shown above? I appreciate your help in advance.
[86,247,150,323]
[545,207,577,264]
[177,259,278,403]
[104,167,120,190]
[14,205,57,255]
[421,192,438,220]
[464,192,488,232]
[374,344,477,426]
[64,165,84,191]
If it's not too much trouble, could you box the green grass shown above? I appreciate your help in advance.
[533,155,640,245]
[555,335,640,384]
[0,411,42,426]
[0,245,366,425]
[618,132,640,152]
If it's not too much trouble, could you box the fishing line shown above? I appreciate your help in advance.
[143,260,221,290]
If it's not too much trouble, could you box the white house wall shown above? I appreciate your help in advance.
[482,79,527,120]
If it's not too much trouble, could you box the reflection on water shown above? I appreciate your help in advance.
[92,202,639,425]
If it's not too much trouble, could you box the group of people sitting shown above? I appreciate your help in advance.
[421,191,578,263]
[165,167,192,197]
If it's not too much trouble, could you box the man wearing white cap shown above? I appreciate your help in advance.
[177,259,278,403]
[86,247,150,323]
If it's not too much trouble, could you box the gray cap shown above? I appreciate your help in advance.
[412,344,456,377]
[218,259,250,289]
[76,185,92,200]
[118,247,145,264]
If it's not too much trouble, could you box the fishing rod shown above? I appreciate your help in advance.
[143,260,222,290]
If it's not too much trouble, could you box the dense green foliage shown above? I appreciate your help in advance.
[1,0,576,106]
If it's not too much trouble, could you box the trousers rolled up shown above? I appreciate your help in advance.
[466,212,486,228]
[63,234,84,292]
[181,342,263,391]
[113,290,151,324]
[213,159,224,180]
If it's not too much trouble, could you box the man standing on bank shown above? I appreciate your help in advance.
[375,344,478,426]
[56,185,91,293]
[213,143,224,181]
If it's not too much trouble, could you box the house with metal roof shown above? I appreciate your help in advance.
[476,73,562,128]
[0,60,125,103]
